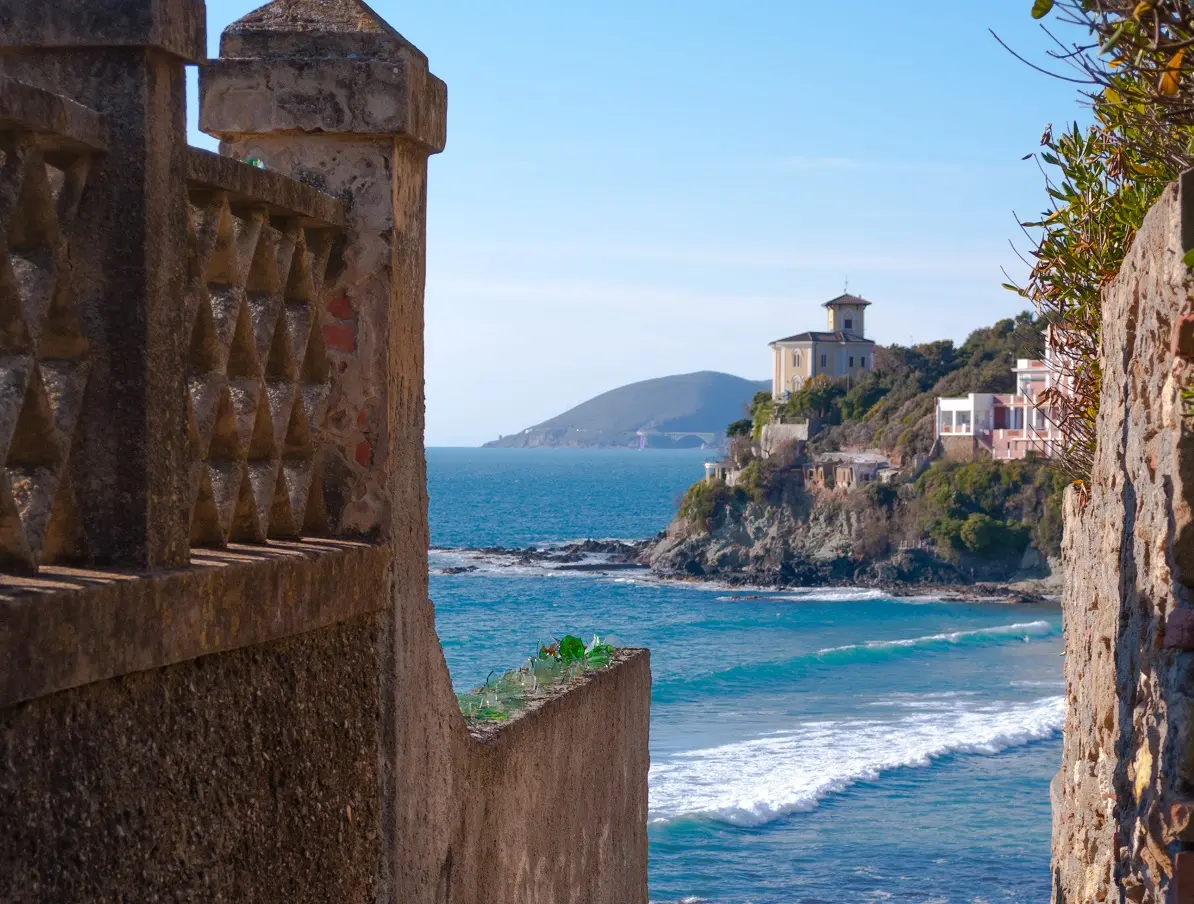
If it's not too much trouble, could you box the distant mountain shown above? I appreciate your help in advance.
[484,372,770,449]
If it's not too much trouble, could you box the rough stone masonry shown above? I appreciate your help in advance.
[1055,172,1194,904]
[0,1,651,902]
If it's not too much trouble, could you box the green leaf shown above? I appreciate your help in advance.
[1099,25,1126,55]
[1031,0,1054,19]
[1182,248,1194,269]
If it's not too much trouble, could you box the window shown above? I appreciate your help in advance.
[844,318,853,330]
[849,356,855,368]
[820,353,827,368]
[860,356,867,369]
[956,411,971,432]
[793,351,801,367]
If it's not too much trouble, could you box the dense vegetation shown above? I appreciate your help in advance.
[1006,1,1194,481]
[747,311,1047,463]
[911,458,1067,562]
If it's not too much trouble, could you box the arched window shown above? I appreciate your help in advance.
[794,351,801,367]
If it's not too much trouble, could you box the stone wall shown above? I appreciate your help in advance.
[0,2,650,902]
[936,433,980,462]
[1055,174,1194,903]
[760,421,809,457]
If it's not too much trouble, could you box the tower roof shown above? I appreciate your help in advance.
[821,293,871,308]
[770,331,874,346]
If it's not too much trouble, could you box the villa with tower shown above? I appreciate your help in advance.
[770,294,876,399]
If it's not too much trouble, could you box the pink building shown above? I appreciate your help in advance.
[934,356,1062,460]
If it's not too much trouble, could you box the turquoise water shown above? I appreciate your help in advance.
[428,448,1061,904]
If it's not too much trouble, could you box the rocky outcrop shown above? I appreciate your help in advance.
[645,496,864,582]
[1052,175,1194,903]
[641,490,1043,590]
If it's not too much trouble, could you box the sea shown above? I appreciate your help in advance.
[428,447,1063,904]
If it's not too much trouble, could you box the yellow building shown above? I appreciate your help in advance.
[770,294,876,399]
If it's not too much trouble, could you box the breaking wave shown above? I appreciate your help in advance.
[815,620,1053,656]
[649,695,1063,827]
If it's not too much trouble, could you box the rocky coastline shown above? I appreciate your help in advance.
[431,537,1061,604]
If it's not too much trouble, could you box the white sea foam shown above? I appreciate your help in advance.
[429,547,640,579]
[648,695,1064,827]
[1010,679,1066,688]
[815,620,1054,656]
[770,588,889,603]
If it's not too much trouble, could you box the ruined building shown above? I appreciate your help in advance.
[0,1,649,901]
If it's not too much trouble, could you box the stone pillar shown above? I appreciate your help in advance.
[201,4,449,900]
[199,0,446,543]
[0,0,203,567]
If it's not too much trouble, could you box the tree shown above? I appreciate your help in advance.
[726,419,753,439]
[785,375,845,421]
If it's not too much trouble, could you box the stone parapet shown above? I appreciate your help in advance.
[0,539,387,708]
[186,146,345,226]
[202,57,447,152]
[0,76,108,151]
[458,650,652,904]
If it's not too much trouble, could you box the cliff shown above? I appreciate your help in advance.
[644,454,1065,593]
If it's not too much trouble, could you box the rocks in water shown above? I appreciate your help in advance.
[432,539,652,573]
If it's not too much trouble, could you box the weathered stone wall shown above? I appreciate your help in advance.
[760,421,809,457]
[0,1,652,902]
[1,613,387,904]
[936,433,980,462]
[1054,175,1194,903]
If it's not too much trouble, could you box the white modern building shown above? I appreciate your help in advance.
[934,356,1061,460]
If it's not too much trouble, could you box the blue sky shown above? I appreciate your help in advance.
[193,1,1087,446]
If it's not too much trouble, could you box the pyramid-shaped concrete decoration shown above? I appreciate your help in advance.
[221,0,426,62]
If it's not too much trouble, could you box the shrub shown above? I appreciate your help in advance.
[914,458,1062,559]
[726,418,753,439]
[783,375,846,422]
[727,434,755,468]
[750,391,775,440]
[738,460,776,504]
[678,479,735,533]
[1006,3,1194,482]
